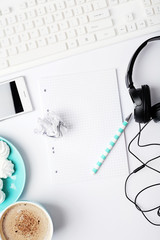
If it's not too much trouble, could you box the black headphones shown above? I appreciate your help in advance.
[126,36,160,123]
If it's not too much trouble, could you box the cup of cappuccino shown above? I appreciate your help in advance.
[0,201,54,240]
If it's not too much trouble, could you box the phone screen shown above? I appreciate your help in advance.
[0,77,32,121]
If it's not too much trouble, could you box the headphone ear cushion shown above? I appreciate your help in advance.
[129,85,151,123]
[132,88,144,123]
[133,85,151,123]
[151,103,160,122]
[141,85,151,123]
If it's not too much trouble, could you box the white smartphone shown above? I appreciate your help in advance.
[0,76,33,121]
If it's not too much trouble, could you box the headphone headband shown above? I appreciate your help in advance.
[126,36,160,89]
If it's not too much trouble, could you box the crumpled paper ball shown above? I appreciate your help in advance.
[35,111,68,138]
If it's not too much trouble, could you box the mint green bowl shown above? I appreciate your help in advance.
[0,137,26,212]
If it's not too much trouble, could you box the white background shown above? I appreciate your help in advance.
[0,1,160,238]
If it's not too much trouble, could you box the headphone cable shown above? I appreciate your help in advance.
[125,120,160,226]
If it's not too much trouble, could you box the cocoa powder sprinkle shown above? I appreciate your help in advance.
[15,210,39,236]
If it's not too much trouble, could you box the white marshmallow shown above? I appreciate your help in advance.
[0,179,3,189]
[0,159,14,179]
[0,141,10,159]
[0,190,5,204]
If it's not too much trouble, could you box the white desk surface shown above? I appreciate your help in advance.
[0,25,160,239]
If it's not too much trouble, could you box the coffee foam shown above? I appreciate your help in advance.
[1,203,51,240]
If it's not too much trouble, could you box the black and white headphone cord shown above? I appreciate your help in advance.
[125,120,160,226]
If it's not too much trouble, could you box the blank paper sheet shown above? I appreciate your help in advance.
[40,69,128,184]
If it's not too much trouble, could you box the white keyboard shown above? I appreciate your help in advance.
[0,0,160,77]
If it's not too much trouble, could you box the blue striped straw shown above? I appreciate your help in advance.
[92,113,132,174]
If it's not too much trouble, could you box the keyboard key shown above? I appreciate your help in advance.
[117,25,127,34]
[45,3,56,13]
[5,26,15,36]
[59,20,69,30]
[39,26,49,35]
[17,13,27,22]
[66,0,76,7]
[83,3,93,13]
[142,0,151,6]
[88,9,110,21]
[44,14,54,24]
[0,30,5,38]
[76,26,86,35]
[29,29,40,38]
[7,15,17,25]
[74,6,83,16]
[37,0,46,4]
[20,32,30,41]
[67,39,78,48]
[145,7,154,15]
[66,29,77,38]
[15,23,24,33]
[54,12,63,21]
[36,6,46,16]
[136,20,146,29]
[78,15,88,24]
[127,22,136,31]
[19,2,27,9]
[0,38,10,47]
[69,18,79,27]
[119,0,128,2]
[109,0,119,5]
[57,32,67,41]
[1,7,12,15]
[78,34,96,45]
[147,15,160,25]
[151,0,160,4]
[37,38,47,47]
[92,0,108,10]
[8,46,18,56]
[55,2,66,10]
[64,9,73,18]
[10,35,20,44]
[96,29,116,40]
[27,40,37,49]
[86,19,113,32]
[27,9,36,18]
[17,43,28,53]
[0,60,9,69]
[27,0,37,7]
[24,20,34,29]
[76,0,85,4]
[154,5,160,14]
[125,13,134,21]
[47,35,57,44]
[34,18,44,27]
[49,23,59,33]
[0,17,7,27]
[0,49,8,58]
